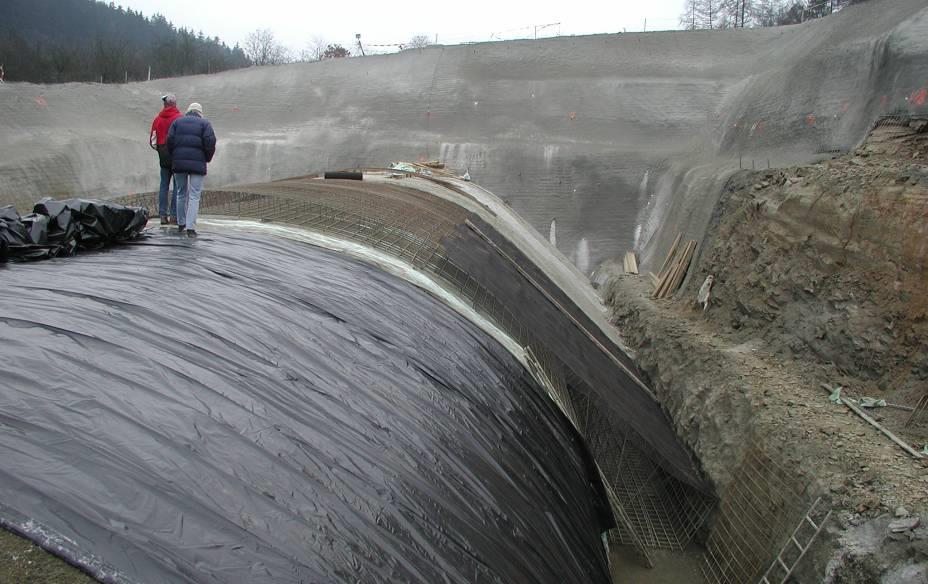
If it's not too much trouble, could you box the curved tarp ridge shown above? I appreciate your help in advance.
[0,231,612,583]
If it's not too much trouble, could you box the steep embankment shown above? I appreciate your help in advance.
[698,120,928,405]
[1,0,926,272]
[605,119,928,582]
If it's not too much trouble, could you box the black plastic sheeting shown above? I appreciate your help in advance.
[443,216,706,489]
[0,198,148,262]
[0,230,613,584]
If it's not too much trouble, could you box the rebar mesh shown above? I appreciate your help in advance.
[572,385,715,552]
[526,346,715,559]
[701,447,815,584]
[115,179,716,562]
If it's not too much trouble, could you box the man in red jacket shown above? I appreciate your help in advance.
[149,94,183,225]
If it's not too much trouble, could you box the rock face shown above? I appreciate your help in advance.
[690,121,928,412]
[1,0,927,272]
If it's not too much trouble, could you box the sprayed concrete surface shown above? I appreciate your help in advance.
[1,0,927,274]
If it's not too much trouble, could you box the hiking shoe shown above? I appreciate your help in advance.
[186,229,197,238]
[160,215,169,225]
[168,216,177,225]
[177,225,185,234]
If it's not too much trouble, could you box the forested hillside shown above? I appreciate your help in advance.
[0,0,249,83]
[679,0,867,29]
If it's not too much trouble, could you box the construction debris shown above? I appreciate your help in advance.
[888,516,920,533]
[695,275,714,312]
[822,384,924,460]
[858,397,887,408]
[652,233,698,299]
[389,161,459,178]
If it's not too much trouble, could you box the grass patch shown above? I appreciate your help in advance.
[0,528,96,584]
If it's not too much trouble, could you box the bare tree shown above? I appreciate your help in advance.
[680,0,747,29]
[683,0,858,30]
[680,0,700,29]
[243,28,291,66]
[754,0,781,26]
[300,36,328,62]
[721,0,756,27]
[406,34,432,49]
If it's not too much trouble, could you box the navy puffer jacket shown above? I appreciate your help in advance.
[167,112,216,175]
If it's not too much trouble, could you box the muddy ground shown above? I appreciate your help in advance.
[605,119,928,582]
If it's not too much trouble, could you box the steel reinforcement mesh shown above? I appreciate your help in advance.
[116,183,716,563]
[527,351,714,560]
[701,447,826,584]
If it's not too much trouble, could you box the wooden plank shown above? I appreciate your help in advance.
[669,242,692,295]
[655,242,686,299]
[656,233,682,281]
[667,241,696,296]
[653,268,671,298]
[624,251,639,275]
[648,272,659,287]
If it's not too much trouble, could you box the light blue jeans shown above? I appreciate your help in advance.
[158,166,179,217]
[175,173,204,230]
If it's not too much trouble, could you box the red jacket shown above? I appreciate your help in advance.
[149,106,182,148]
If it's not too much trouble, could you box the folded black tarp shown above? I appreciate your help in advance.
[0,198,148,262]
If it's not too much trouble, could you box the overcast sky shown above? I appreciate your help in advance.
[119,0,683,54]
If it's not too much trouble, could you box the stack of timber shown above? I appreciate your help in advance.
[651,233,697,299]
[623,252,639,275]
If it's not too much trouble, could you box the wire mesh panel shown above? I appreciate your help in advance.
[701,447,812,584]
[574,386,715,552]
[525,347,715,563]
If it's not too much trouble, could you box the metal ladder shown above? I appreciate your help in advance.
[759,497,832,584]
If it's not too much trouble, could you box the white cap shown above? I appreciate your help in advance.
[187,102,203,114]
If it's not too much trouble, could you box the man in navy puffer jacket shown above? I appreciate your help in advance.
[167,102,216,237]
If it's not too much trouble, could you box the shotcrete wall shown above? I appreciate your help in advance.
[0,0,926,271]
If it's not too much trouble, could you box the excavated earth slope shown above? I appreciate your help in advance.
[605,120,928,582]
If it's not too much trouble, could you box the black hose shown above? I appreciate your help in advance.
[324,171,363,181]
